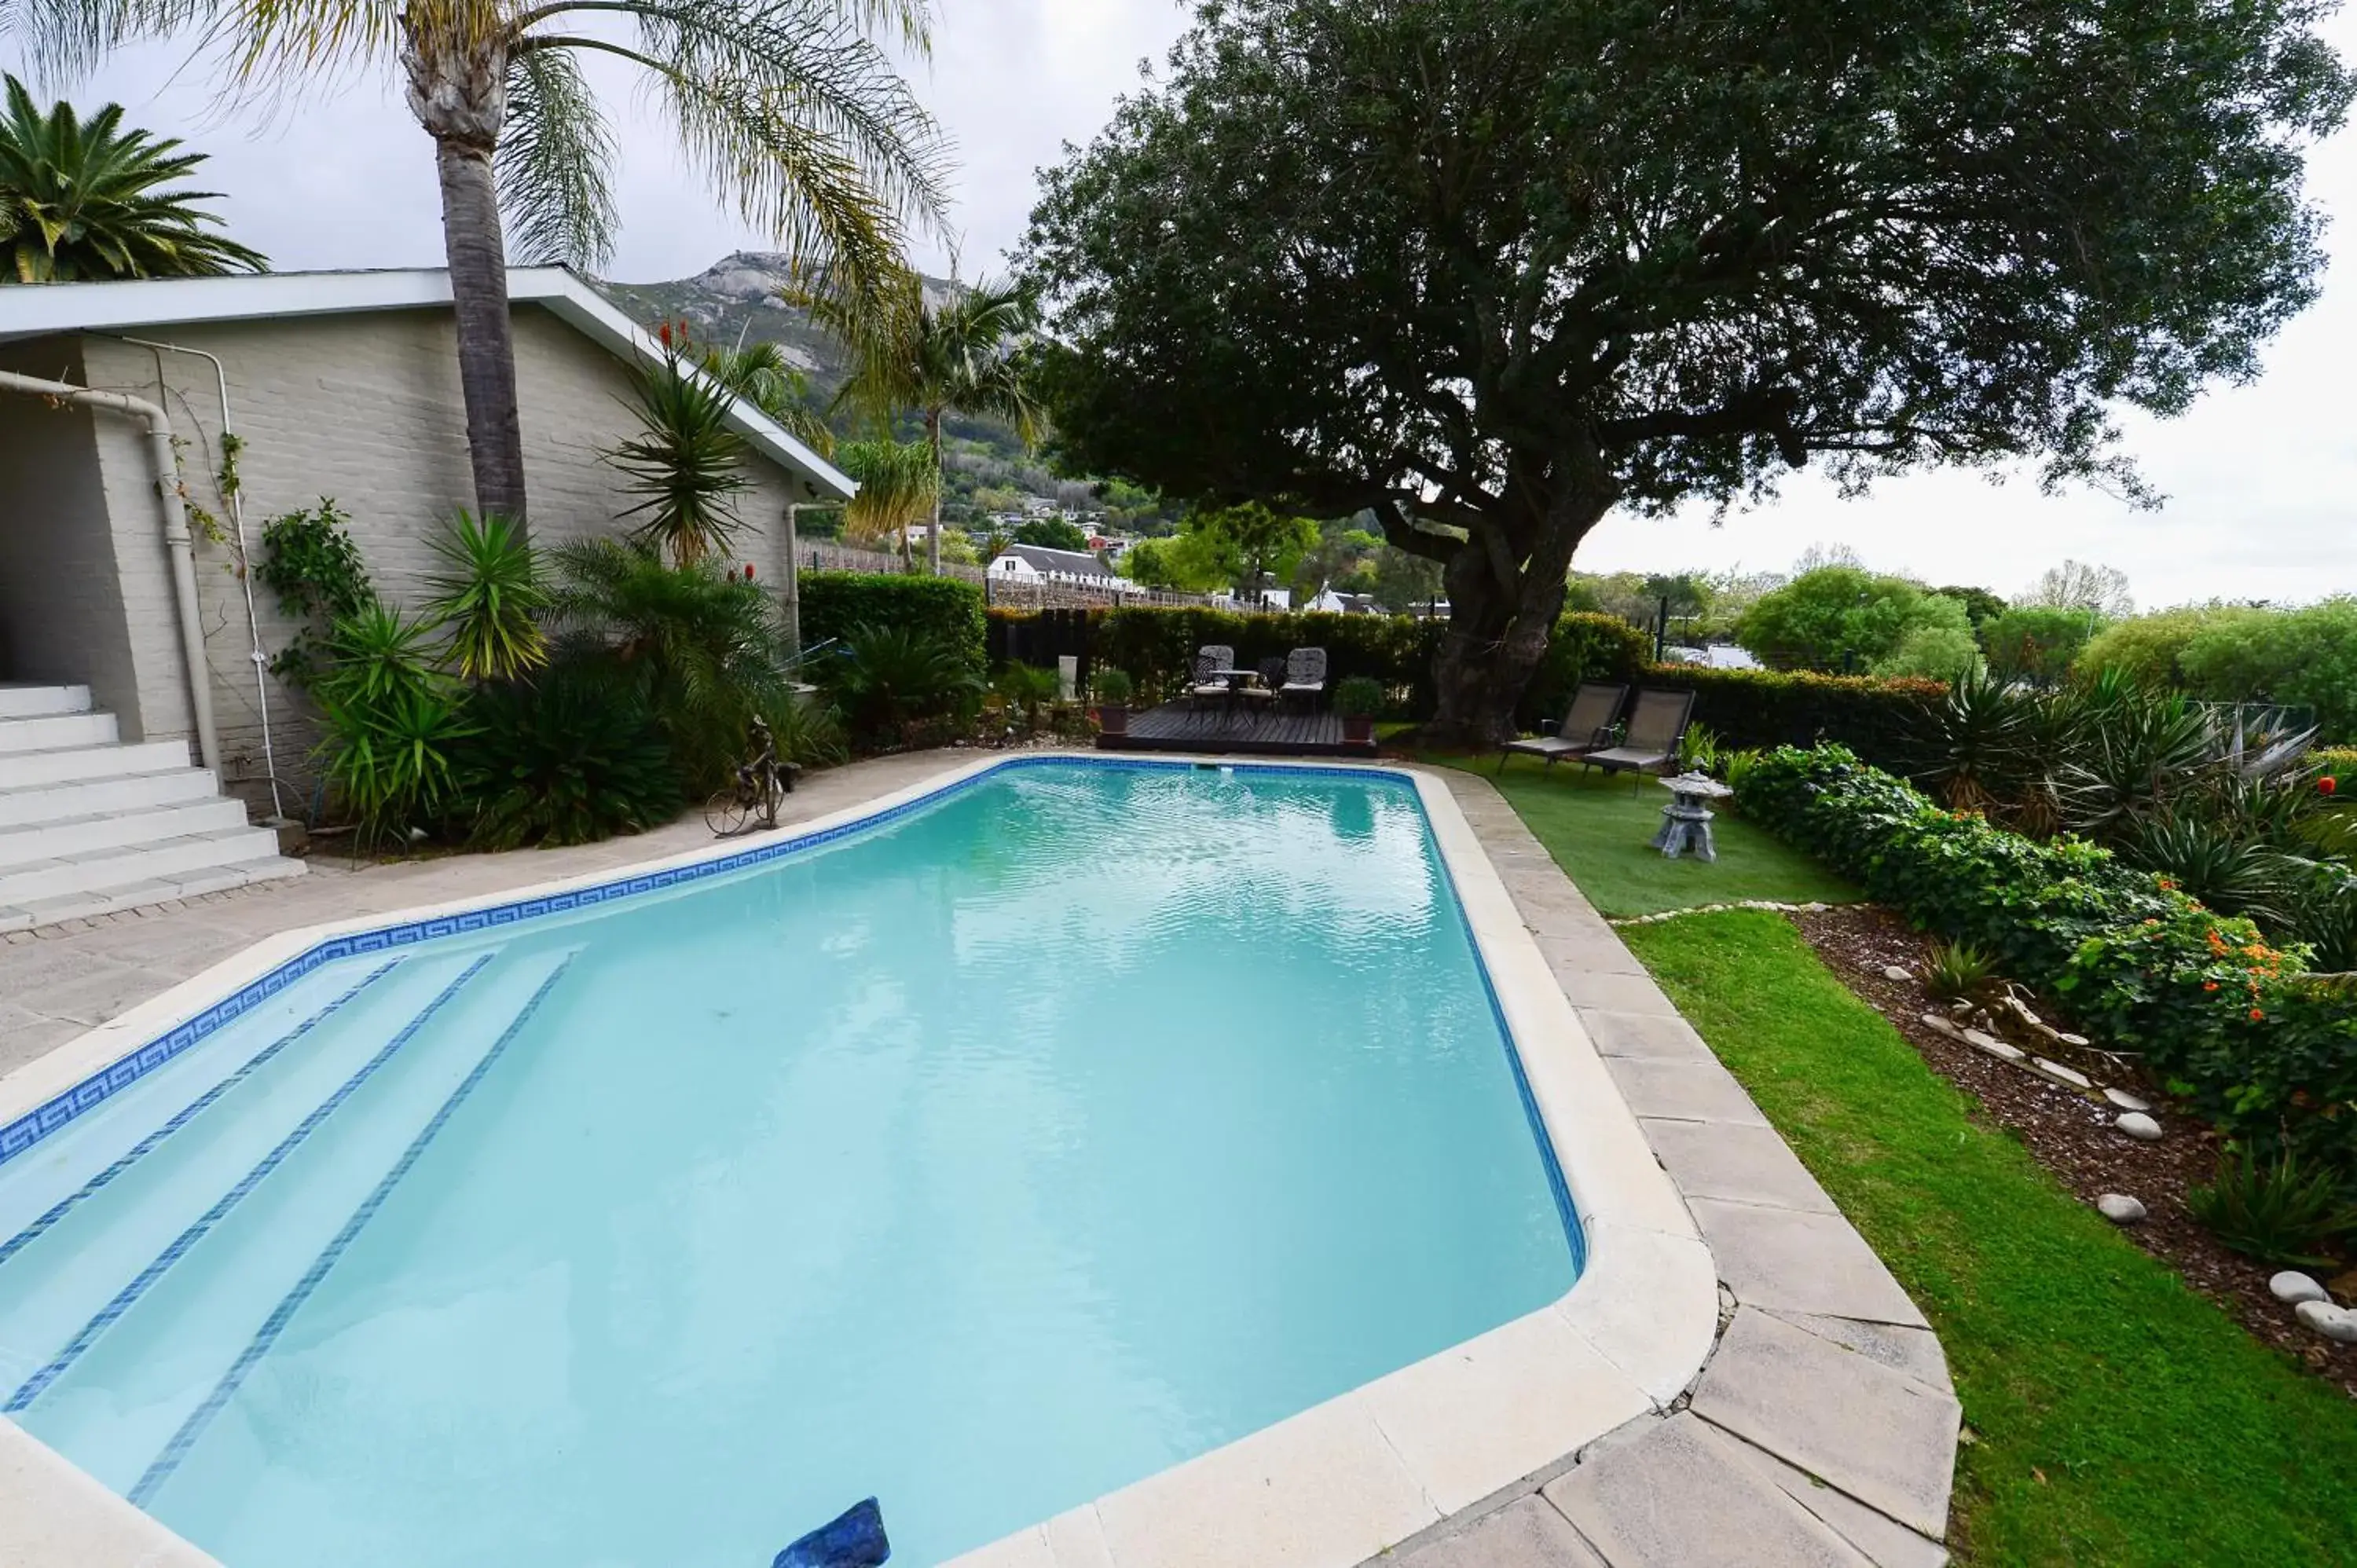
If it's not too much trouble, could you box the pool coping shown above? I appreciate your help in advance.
[0,751,1926,1568]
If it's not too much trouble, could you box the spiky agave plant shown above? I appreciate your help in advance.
[423,509,548,680]
[9,0,947,522]
[608,350,753,566]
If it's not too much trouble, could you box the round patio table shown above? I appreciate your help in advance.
[1651,772,1733,862]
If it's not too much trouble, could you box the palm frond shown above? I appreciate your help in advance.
[528,0,949,299]
[497,44,616,268]
[700,337,834,456]
[834,434,935,544]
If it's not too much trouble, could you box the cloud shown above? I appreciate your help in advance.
[13,1,2352,609]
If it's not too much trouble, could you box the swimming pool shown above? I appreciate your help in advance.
[0,758,1619,1568]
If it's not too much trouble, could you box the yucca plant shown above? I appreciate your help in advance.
[2187,1145,2357,1269]
[0,75,266,281]
[608,350,753,565]
[315,601,442,709]
[424,509,548,681]
[2113,814,2303,932]
[1915,668,2033,813]
[317,682,476,851]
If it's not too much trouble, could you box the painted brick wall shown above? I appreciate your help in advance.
[74,306,802,812]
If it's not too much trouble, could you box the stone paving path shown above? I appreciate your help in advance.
[1373,773,1961,1568]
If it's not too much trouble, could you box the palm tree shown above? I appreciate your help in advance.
[699,335,834,457]
[834,435,937,557]
[13,0,948,525]
[811,272,1039,573]
[0,75,266,280]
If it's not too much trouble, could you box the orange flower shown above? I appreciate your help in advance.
[2249,1008,2266,1021]
[2204,981,2220,991]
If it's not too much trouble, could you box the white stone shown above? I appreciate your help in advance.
[2270,1271,2328,1306]
[2095,1194,2146,1224]
[1920,1012,1963,1038]
[2033,1057,2092,1089]
[2295,1300,2357,1343]
[2057,1032,2090,1047]
[2114,1112,2163,1141]
[1882,965,1913,982]
[2102,1087,2151,1113]
[1961,1028,2027,1062]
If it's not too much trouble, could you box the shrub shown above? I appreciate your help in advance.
[456,661,683,848]
[1734,566,1975,674]
[801,572,987,675]
[1517,613,1652,729]
[1091,667,1135,705]
[1334,675,1384,719]
[1922,937,1999,1002]
[2176,596,2357,741]
[2185,1147,2356,1269]
[1736,745,2355,1177]
[256,498,372,687]
[823,622,985,742]
[1982,605,2105,688]
[1641,666,1942,770]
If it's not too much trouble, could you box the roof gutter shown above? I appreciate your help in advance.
[0,369,222,776]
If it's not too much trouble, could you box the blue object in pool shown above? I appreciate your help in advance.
[0,760,1576,1566]
[774,1497,888,1567]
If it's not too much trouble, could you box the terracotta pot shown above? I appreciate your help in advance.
[1342,715,1376,743]
[1097,705,1130,736]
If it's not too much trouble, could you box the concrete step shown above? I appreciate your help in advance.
[0,825,291,908]
[0,859,304,934]
[0,740,192,789]
[0,711,118,754]
[0,797,252,870]
[0,685,91,720]
[0,768,222,830]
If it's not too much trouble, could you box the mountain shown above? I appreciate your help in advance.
[596,251,960,399]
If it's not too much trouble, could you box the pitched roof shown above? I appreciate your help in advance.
[1000,544,1113,577]
[0,266,852,499]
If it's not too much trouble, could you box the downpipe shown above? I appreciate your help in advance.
[0,369,222,775]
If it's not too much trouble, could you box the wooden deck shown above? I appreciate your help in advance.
[1098,701,1376,758]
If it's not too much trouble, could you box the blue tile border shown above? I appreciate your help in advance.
[4,955,494,1414]
[0,960,401,1275]
[0,756,1583,1278]
[130,953,577,1507]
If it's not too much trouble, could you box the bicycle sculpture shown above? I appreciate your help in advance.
[706,716,799,837]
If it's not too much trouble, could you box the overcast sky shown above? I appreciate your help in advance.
[15,0,2355,610]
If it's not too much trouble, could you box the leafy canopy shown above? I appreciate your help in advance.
[1736,567,1976,677]
[0,74,264,281]
[1018,0,2349,734]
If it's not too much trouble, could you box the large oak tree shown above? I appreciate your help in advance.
[1017,0,2351,742]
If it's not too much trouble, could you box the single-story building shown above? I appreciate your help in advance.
[0,267,851,926]
[988,544,1117,583]
[0,266,852,806]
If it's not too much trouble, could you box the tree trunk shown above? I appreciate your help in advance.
[1419,480,1618,748]
[406,27,527,526]
[926,410,944,576]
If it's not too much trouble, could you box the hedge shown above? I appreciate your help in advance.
[1738,745,2355,1179]
[799,572,987,673]
[1643,666,1942,771]
[984,605,1647,726]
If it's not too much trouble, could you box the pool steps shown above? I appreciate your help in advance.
[0,943,576,1498]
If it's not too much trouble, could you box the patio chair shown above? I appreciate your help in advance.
[1497,683,1627,775]
[1279,647,1329,712]
[1233,658,1284,724]
[1581,688,1698,785]
[1189,646,1237,711]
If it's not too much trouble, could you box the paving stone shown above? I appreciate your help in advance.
[16,960,180,1027]
[1692,1200,1929,1328]
[1582,1009,1714,1061]
[1541,1415,1873,1568]
[1640,1119,1838,1214]
[0,1016,84,1076]
[1709,1427,1951,1568]
[1690,1308,1960,1538]
[1755,1310,1952,1391]
[2029,1057,2091,1089]
[1554,969,1679,1015]
[1535,930,1651,976]
[1386,1495,1606,1568]
[1604,1058,1770,1127]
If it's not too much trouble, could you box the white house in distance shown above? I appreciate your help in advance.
[0,266,851,929]
[988,543,1130,588]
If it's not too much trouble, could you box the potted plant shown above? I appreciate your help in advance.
[1334,675,1384,745]
[1091,667,1135,736]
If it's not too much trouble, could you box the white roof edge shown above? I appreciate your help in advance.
[0,266,855,500]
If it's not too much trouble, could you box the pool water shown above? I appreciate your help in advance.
[0,761,1577,1566]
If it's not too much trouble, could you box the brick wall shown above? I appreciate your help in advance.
[70,306,803,813]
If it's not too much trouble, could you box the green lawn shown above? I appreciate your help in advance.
[1621,910,2357,1566]
[1423,752,1857,916]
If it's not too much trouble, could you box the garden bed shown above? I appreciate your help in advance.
[1793,903,2356,1398]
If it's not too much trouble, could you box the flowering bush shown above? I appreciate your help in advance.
[1739,745,2355,1177]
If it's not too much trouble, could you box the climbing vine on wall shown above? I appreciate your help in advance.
[255,498,372,687]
